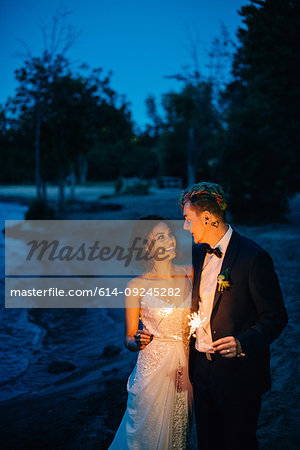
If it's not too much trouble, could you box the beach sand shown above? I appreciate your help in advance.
[0,353,135,449]
[0,187,299,449]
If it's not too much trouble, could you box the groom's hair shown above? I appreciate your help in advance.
[179,181,227,221]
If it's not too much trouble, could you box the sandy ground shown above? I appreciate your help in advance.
[0,352,137,450]
[0,186,299,449]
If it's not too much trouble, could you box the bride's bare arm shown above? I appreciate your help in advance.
[125,279,153,352]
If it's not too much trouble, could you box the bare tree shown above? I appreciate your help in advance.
[14,4,81,200]
[207,22,234,107]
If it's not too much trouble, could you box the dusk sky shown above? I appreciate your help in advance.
[0,0,248,128]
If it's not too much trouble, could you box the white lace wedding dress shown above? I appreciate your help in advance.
[109,291,193,450]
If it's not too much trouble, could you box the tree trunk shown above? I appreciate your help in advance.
[35,106,42,199]
[42,182,47,203]
[69,170,76,201]
[78,153,88,185]
[58,130,65,211]
[58,173,65,211]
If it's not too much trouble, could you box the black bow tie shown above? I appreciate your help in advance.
[204,244,222,258]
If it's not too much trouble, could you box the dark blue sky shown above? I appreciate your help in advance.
[0,0,248,127]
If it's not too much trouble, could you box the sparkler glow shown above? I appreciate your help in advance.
[188,311,208,338]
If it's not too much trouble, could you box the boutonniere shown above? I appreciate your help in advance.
[217,268,230,292]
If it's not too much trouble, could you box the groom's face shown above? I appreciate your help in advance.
[183,201,207,244]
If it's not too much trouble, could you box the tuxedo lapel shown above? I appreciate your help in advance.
[211,229,240,314]
[192,244,206,312]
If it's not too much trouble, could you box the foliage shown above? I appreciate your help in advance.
[0,6,134,196]
[0,106,35,182]
[158,80,221,185]
[1,59,134,188]
[222,0,300,222]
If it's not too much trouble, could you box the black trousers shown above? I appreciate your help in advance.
[191,354,261,450]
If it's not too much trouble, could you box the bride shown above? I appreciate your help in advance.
[109,216,193,450]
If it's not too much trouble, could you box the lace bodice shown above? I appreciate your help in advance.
[140,293,192,343]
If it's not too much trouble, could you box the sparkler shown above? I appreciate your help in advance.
[188,311,208,339]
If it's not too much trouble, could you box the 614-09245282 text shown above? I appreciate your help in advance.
[9,287,183,298]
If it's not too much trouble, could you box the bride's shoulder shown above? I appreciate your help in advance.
[126,276,144,290]
[174,264,193,277]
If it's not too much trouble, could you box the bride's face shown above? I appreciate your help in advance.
[147,222,176,262]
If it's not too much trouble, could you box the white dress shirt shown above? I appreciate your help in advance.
[195,224,233,353]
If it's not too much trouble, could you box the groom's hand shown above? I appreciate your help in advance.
[212,336,238,358]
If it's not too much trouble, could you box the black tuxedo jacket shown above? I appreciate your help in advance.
[189,228,288,396]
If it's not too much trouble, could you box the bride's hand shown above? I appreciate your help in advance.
[134,330,154,351]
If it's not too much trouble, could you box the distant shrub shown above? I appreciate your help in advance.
[99,194,112,199]
[122,181,150,195]
[25,199,56,220]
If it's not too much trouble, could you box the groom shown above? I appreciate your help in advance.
[180,182,288,450]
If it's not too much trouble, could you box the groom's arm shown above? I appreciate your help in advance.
[213,249,288,358]
[236,249,288,358]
